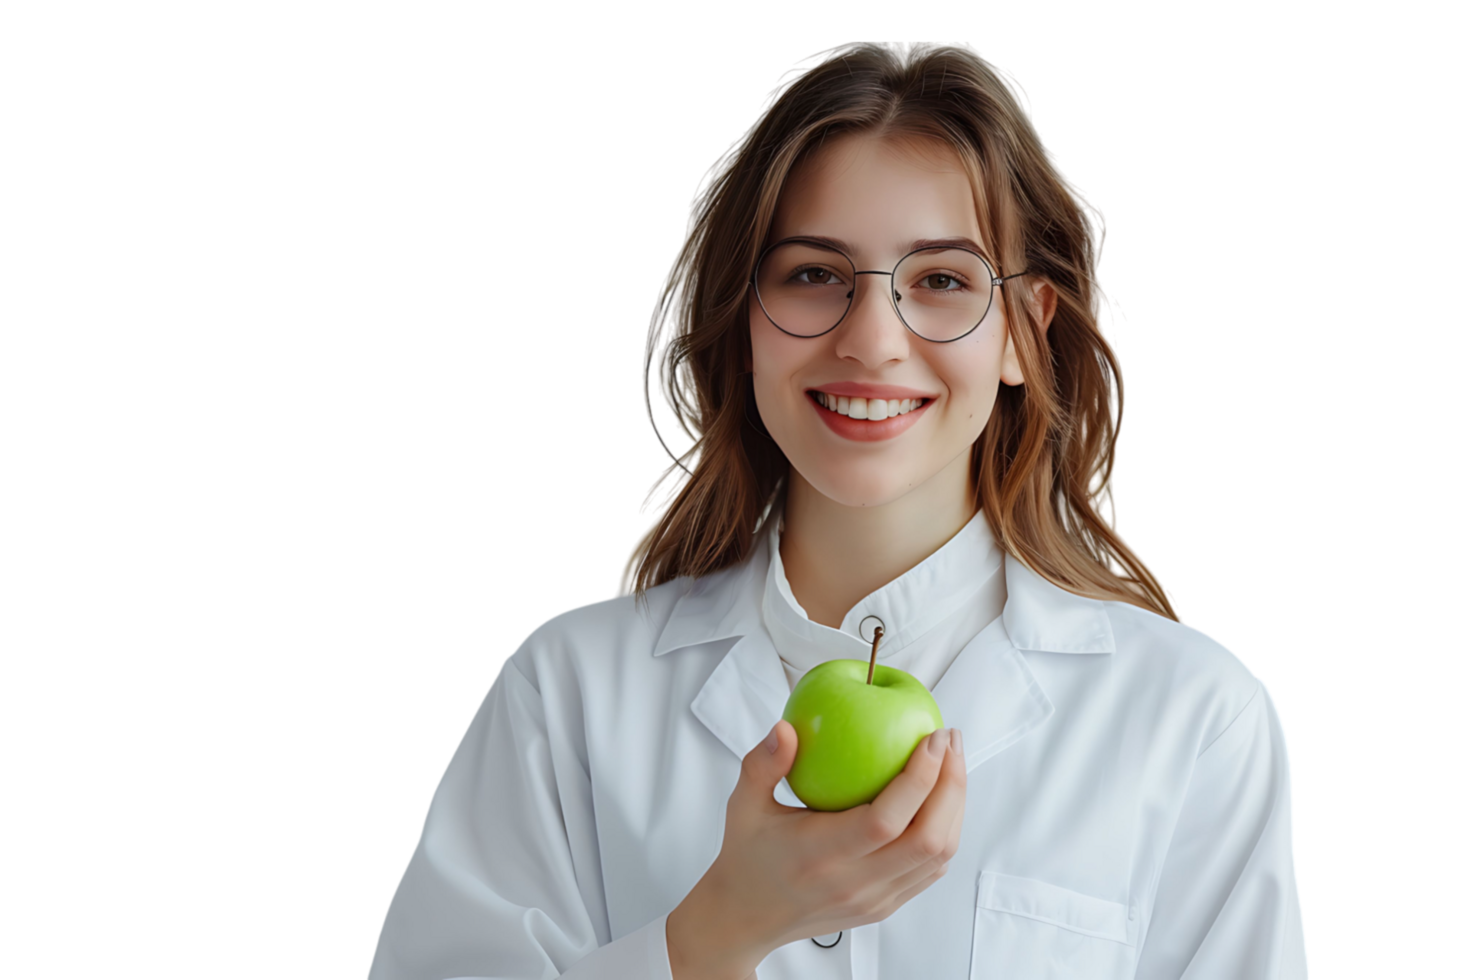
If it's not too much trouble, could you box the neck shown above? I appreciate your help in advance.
[779,451,976,629]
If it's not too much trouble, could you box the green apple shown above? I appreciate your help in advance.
[781,658,944,811]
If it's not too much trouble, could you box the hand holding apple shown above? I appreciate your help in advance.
[780,626,946,811]
[667,714,965,973]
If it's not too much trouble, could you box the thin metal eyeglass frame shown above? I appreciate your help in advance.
[750,237,1029,343]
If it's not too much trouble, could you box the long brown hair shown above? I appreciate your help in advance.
[625,42,1177,622]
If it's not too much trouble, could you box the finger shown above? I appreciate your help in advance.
[904,729,966,851]
[869,729,966,878]
[886,844,950,897]
[942,783,965,856]
[933,777,967,858]
[888,862,949,913]
[864,743,958,910]
[839,728,950,855]
[733,720,804,816]
[933,735,967,855]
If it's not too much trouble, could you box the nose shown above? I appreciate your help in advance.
[833,272,910,369]
[846,270,899,301]
[846,268,899,326]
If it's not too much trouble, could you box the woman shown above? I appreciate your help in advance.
[369,43,1306,980]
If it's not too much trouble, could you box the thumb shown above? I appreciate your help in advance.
[737,719,796,809]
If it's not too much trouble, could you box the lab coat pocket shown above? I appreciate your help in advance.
[968,870,1136,980]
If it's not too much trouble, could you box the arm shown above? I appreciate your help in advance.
[368,656,673,980]
[1133,683,1308,979]
[666,868,771,980]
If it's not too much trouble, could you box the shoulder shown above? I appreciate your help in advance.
[505,573,698,692]
[1098,598,1266,754]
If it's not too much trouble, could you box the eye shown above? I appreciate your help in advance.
[791,265,845,286]
[917,272,967,291]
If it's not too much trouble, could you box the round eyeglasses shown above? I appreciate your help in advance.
[751,237,1028,343]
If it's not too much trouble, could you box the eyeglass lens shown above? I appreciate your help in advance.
[753,242,995,342]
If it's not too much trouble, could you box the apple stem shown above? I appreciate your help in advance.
[866,625,883,685]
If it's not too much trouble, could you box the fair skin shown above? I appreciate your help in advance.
[752,132,1055,626]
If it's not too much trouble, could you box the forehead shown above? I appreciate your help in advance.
[770,132,986,264]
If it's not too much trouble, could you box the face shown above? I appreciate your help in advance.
[748,132,1047,509]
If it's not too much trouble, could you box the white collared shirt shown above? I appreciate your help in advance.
[763,506,1006,693]
[369,523,1307,980]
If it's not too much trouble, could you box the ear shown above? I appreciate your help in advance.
[999,278,1058,387]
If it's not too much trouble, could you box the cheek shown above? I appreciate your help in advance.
[748,309,816,397]
[747,312,768,373]
[931,327,1006,414]
[958,323,1005,382]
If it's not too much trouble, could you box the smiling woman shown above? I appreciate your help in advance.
[620,40,1181,628]
[369,43,1307,980]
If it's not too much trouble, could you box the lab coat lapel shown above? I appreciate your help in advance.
[930,555,1115,772]
[929,618,1053,774]
[687,624,851,809]
[653,531,809,805]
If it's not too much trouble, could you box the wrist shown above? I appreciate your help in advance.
[667,874,769,980]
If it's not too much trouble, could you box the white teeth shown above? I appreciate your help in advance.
[814,392,927,420]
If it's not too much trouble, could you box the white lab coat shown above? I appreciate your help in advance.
[368,526,1307,979]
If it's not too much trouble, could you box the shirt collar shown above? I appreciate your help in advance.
[761,503,1003,665]
[652,515,1115,658]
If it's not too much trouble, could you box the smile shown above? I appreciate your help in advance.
[811,392,926,420]
[806,390,933,443]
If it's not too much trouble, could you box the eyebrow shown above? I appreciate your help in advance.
[792,234,992,259]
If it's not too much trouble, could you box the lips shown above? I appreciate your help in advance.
[807,388,933,443]
[811,381,937,400]
[811,390,925,421]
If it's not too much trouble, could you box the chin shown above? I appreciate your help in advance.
[797,461,933,509]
